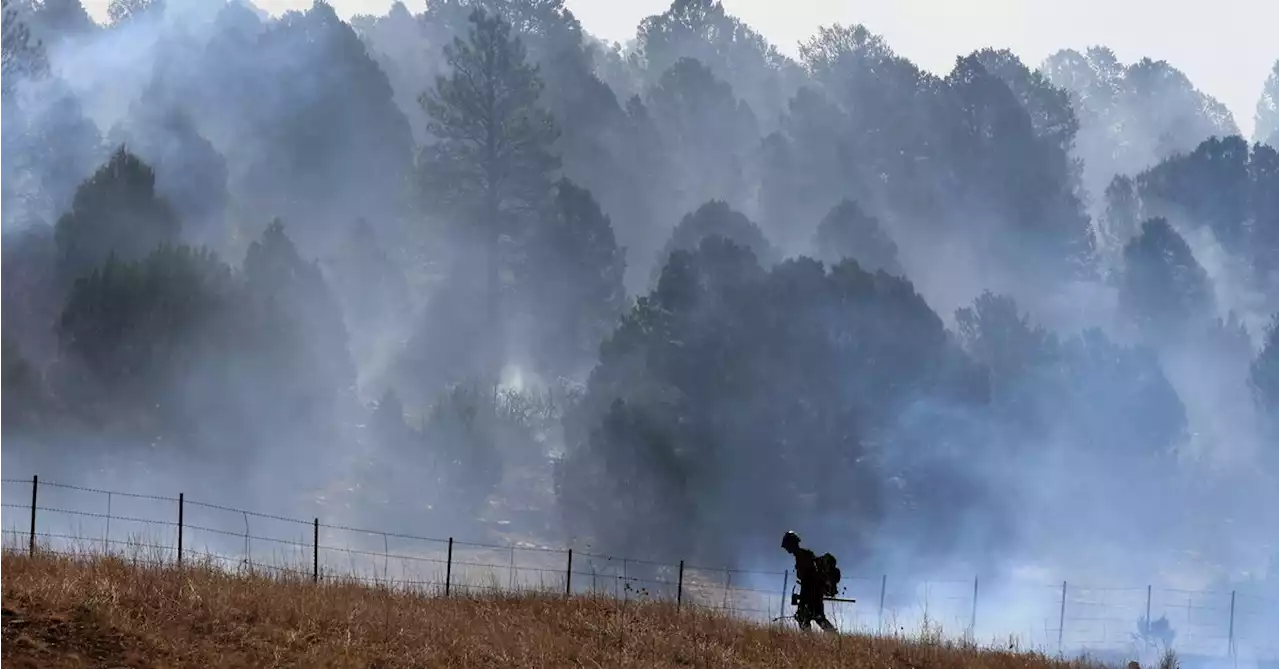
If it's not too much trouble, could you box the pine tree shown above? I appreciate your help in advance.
[1118,217,1215,339]
[106,0,162,25]
[243,219,355,401]
[418,7,560,386]
[1,0,48,96]
[54,147,180,285]
[1251,315,1278,416]
[30,0,97,42]
[812,199,902,276]
[522,178,626,377]
[1254,61,1278,147]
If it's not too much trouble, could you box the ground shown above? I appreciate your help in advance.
[0,550,1123,669]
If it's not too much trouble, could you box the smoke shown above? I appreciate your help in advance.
[1,1,1276,665]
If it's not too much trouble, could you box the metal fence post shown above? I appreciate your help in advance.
[779,569,789,620]
[28,475,38,556]
[723,567,732,612]
[676,560,684,611]
[445,537,453,597]
[878,574,886,629]
[104,492,112,553]
[1058,581,1067,653]
[1145,585,1151,631]
[313,518,319,583]
[177,493,184,565]
[1227,590,1236,657]
[970,576,978,635]
[565,549,572,598]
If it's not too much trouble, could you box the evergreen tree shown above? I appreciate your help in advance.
[1,224,59,366]
[1251,315,1278,418]
[955,291,1057,387]
[54,147,180,285]
[420,384,505,515]
[1255,61,1278,147]
[645,57,758,219]
[109,78,230,248]
[1136,135,1251,256]
[2,332,48,433]
[25,0,96,43]
[1,0,47,96]
[812,199,902,276]
[53,244,238,435]
[106,0,162,25]
[243,219,355,403]
[635,0,803,128]
[521,178,626,378]
[33,83,103,215]
[560,236,986,563]
[324,218,411,371]
[370,387,414,453]
[1118,218,1215,340]
[654,200,775,284]
[1102,175,1140,247]
[418,7,560,385]
[227,1,414,251]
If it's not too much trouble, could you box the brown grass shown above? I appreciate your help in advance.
[1,549,1122,669]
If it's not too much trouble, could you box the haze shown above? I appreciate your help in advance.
[2,0,1277,667]
[75,0,1280,138]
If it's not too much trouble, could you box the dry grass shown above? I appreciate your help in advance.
[1,549,1123,669]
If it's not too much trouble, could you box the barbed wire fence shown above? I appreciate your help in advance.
[1,474,1275,664]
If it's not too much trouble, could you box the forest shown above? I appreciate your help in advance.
[1,0,1277,593]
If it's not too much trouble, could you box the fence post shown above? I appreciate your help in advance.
[1227,590,1236,657]
[779,569,789,620]
[878,574,886,629]
[104,492,112,553]
[723,567,732,612]
[1145,585,1151,628]
[28,475,38,556]
[313,518,319,584]
[970,576,978,636]
[1057,580,1067,653]
[676,560,684,611]
[565,549,572,598]
[445,537,453,597]
[177,493,184,565]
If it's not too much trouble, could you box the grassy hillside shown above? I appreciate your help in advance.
[1,550,1122,668]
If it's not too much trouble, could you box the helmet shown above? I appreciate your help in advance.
[781,530,801,550]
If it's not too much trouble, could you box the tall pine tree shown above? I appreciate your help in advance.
[418,7,560,386]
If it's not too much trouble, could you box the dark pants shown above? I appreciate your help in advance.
[796,585,835,631]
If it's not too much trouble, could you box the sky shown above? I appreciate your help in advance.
[83,0,1279,138]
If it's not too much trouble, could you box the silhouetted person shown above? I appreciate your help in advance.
[781,530,834,632]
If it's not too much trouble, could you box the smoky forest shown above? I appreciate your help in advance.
[1,0,1277,607]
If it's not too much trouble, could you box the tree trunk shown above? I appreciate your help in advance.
[484,190,502,395]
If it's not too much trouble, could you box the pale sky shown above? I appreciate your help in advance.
[83,0,1279,137]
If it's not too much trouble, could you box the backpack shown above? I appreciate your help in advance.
[815,553,841,597]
